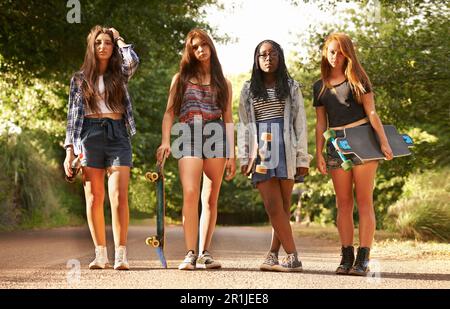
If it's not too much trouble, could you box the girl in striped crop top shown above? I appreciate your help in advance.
[157,29,236,270]
[239,40,309,272]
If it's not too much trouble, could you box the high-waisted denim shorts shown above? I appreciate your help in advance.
[80,117,132,168]
[251,118,288,187]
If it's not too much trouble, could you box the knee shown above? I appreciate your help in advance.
[183,187,199,201]
[86,193,104,209]
[281,202,291,216]
[110,193,129,209]
[357,204,375,218]
[336,197,354,215]
[201,192,219,212]
[264,200,284,218]
[201,200,217,213]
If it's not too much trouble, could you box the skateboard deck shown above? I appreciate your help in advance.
[245,132,272,175]
[144,156,167,268]
[335,125,413,162]
[324,124,413,171]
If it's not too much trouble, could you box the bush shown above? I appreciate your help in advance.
[386,168,450,242]
[0,130,83,230]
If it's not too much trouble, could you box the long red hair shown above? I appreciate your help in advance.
[170,28,228,116]
[319,32,372,103]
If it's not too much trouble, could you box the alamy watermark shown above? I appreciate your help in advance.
[366,259,382,284]
[170,117,281,170]
[66,259,81,285]
[366,0,382,24]
[66,0,81,24]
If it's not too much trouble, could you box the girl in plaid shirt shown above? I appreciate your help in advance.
[63,25,139,270]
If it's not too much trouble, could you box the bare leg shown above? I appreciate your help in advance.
[257,178,297,254]
[107,166,130,247]
[82,167,106,246]
[330,168,355,247]
[269,179,294,253]
[352,161,378,248]
[198,158,226,253]
[178,157,203,253]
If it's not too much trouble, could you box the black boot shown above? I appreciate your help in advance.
[349,247,370,276]
[335,246,355,275]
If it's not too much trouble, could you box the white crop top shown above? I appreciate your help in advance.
[84,75,115,115]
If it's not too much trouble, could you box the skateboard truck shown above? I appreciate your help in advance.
[255,132,272,174]
[323,129,353,171]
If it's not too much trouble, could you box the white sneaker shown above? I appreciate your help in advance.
[114,246,130,270]
[196,250,222,269]
[89,246,110,269]
[178,250,197,270]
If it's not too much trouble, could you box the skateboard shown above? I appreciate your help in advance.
[144,155,168,268]
[245,132,272,175]
[323,125,413,171]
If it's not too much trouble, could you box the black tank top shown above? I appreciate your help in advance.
[313,79,370,127]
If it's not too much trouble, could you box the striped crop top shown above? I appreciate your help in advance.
[252,88,285,122]
[179,81,222,124]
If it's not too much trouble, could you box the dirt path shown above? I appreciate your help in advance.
[0,224,448,288]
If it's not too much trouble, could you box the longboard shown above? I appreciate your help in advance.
[145,155,167,268]
[324,125,413,171]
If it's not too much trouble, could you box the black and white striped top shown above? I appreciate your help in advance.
[252,88,285,122]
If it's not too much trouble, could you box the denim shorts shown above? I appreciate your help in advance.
[325,129,363,170]
[251,118,288,187]
[172,119,228,159]
[80,118,132,168]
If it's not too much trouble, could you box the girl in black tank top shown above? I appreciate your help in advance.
[313,33,393,276]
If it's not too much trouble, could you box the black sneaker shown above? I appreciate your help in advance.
[349,247,370,276]
[336,246,355,275]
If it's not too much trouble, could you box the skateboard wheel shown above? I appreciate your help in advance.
[145,172,159,182]
[341,160,353,171]
[323,129,336,140]
[255,164,268,174]
[151,240,160,247]
[261,132,272,142]
[402,134,414,145]
[145,237,160,247]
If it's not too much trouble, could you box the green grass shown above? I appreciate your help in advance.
[0,132,85,230]
[385,168,450,242]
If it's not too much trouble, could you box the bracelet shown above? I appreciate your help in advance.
[115,36,124,44]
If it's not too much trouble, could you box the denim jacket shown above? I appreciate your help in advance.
[64,44,139,155]
[238,79,309,179]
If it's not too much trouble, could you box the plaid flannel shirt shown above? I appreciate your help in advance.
[64,44,139,155]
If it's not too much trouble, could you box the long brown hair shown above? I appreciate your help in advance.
[170,28,228,116]
[319,32,372,103]
[78,25,125,113]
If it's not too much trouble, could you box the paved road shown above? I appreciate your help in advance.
[0,224,449,289]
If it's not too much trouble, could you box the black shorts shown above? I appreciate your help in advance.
[80,118,132,168]
[172,119,228,159]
